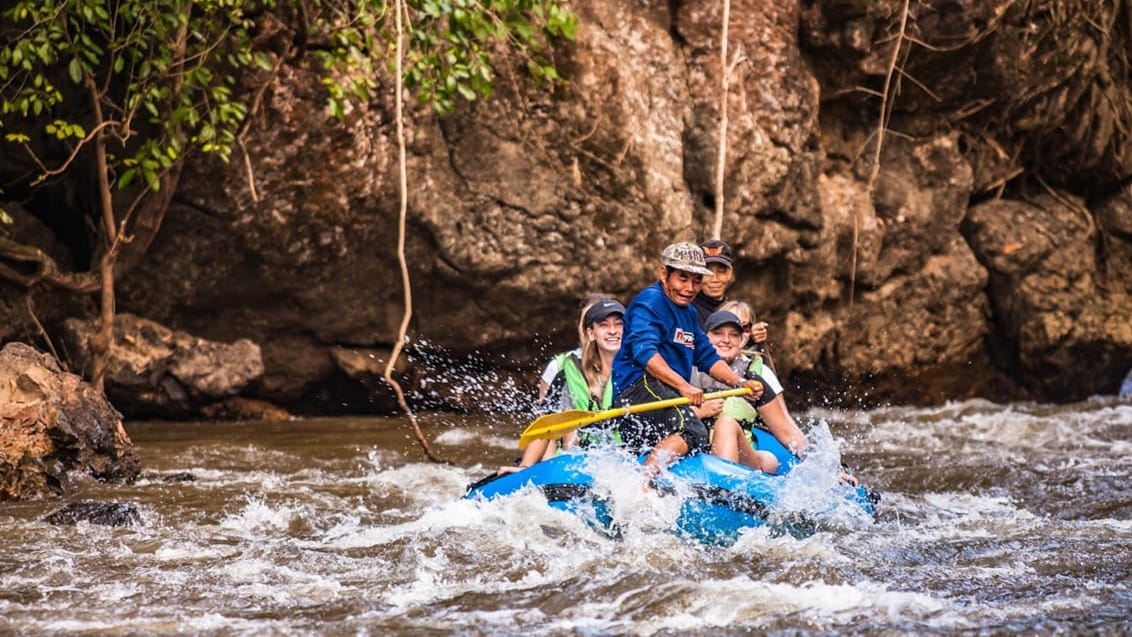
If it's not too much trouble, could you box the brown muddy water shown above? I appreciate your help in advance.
[1,397,1130,635]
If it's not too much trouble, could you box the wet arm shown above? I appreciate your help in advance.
[706,360,763,400]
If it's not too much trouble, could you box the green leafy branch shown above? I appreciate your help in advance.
[313,0,576,118]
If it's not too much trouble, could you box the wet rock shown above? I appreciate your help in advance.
[199,397,292,422]
[44,502,142,527]
[158,471,196,483]
[0,0,1126,408]
[771,134,995,402]
[61,313,264,418]
[0,343,139,500]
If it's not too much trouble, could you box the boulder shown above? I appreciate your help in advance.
[0,342,139,500]
[61,313,265,418]
[199,397,292,421]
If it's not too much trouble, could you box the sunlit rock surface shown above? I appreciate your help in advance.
[0,343,139,500]
[965,193,1132,397]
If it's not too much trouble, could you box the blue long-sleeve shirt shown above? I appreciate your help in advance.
[611,282,722,396]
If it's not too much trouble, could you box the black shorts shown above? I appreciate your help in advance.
[614,375,710,454]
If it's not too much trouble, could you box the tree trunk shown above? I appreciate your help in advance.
[88,77,118,393]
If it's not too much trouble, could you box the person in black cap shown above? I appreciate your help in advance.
[692,239,734,325]
[500,298,626,474]
[537,292,611,403]
[693,239,770,350]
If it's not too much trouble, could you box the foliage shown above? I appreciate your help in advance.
[0,0,270,193]
[0,0,576,198]
[315,0,577,117]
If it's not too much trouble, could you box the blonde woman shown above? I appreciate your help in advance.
[719,300,780,395]
[537,292,611,402]
[499,299,625,474]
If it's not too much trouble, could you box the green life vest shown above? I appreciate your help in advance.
[714,354,768,446]
[556,352,621,447]
[557,352,612,411]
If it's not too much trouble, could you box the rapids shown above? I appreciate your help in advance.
[2,397,1130,635]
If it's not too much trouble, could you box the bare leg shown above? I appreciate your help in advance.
[737,443,779,474]
[498,438,552,475]
[643,433,688,475]
[710,416,742,462]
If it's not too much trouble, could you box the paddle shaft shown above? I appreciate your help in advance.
[518,386,753,448]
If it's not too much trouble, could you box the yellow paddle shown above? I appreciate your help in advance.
[517,387,753,449]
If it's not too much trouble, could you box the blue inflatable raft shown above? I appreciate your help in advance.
[466,428,878,545]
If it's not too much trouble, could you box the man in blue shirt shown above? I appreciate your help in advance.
[612,242,764,472]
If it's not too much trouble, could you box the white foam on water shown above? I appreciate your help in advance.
[861,398,1132,465]
[579,448,690,540]
[220,496,302,533]
[1094,517,1132,531]
[363,462,469,505]
[152,542,237,562]
[632,578,949,635]
[313,484,603,553]
[33,608,287,636]
[728,525,847,562]
[433,427,515,449]
[375,501,616,612]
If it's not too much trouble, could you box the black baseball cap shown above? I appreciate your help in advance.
[704,310,742,332]
[584,299,625,326]
[700,239,733,268]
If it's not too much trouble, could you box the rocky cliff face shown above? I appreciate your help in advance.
[6,0,1132,414]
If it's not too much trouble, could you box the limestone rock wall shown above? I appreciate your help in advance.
[1,0,1129,412]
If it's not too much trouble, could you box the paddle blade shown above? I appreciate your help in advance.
[518,409,595,449]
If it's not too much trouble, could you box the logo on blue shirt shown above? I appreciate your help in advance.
[673,328,695,348]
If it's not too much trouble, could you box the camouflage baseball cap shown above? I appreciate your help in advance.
[661,242,713,276]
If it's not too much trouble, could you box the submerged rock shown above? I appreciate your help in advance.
[44,502,142,527]
[0,343,140,500]
[199,397,292,421]
[158,472,196,483]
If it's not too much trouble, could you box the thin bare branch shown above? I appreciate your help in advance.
[386,0,450,465]
[28,120,122,186]
[854,0,911,309]
[712,0,733,241]
[25,294,62,363]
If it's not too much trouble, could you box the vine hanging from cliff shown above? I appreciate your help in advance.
[711,0,747,242]
[313,0,576,460]
[852,0,911,309]
[386,0,443,463]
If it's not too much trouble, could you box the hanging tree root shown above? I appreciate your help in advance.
[385,0,450,465]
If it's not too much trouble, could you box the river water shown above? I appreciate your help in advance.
[2,396,1130,635]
